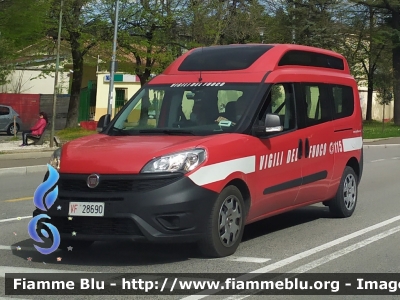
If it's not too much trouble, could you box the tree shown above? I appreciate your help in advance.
[342,3,390,120]
[0,0,51,85]
[211,0,267,45]
[99,0,189,86]
[353,0,400,125]
[375,66,394,130]
[287,0,343,48]
[46,0,112,128]
[0,37,15,86]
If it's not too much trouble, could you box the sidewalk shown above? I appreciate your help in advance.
[0,140,57,153]
[0,141,57,176]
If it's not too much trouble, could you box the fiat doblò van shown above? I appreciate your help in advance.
[36,44,363,258]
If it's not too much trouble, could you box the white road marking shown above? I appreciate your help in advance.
[180,215,400,300]
[226,225,400,299]
[220,256,271,263]
[0,245,36,251]
[0,246,12,250]
[392,157,400,160]
[0,216,31,223]
[0,266,97,278]
[289,225,400,274]
[370,159,385,163]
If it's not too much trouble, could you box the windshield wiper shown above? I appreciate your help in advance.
[138,129,195,135]
[111,127,133,136]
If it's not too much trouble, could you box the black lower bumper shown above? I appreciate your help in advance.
[33,173,218,244]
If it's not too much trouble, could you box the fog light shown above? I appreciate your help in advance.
[157,216,180,230]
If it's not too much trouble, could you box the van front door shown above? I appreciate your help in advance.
[249,83,304,220]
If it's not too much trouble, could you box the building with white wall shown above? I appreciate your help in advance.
[358,88,394,122]
[0,67,71,94]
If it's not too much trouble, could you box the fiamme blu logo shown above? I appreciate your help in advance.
[27,164,61,254]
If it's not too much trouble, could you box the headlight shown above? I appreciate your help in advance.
[141,149,206,173]
[49,148,62,171]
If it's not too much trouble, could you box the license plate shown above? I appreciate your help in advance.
[68,202,105,217]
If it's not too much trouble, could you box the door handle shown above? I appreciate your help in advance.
[305,138,310,158]
[298,139,303,159]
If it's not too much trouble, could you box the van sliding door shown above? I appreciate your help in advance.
[294,83,335,205]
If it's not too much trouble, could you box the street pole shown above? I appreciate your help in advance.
[106,0,119,126]
[50,0,63,148]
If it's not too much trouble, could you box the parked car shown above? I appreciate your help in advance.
[0,105,22,135]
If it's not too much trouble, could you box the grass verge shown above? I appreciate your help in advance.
[55,127,97,142]
[363,120,400,139]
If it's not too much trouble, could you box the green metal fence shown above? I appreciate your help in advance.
[78,80,97,122]
[115,88,126,114]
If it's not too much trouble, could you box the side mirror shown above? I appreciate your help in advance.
[97,114,111,132]
[265,114,283,133]
[253,113,283,136]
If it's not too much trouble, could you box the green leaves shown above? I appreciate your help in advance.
[0,0,51,48]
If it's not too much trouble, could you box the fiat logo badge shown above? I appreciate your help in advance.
[87,174,100,188]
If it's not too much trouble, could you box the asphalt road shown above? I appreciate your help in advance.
[0,146,400,300]
[0,158,50,169]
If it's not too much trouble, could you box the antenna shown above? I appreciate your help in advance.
[199,47,203,82]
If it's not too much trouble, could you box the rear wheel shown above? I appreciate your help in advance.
[328,166,358,218]
[198,185,245,258]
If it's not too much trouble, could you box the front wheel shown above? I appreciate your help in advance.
[7,123,19,135]
[198,186,245,258]
[328,166,358,218]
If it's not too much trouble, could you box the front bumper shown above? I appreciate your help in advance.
[33,172,218,243]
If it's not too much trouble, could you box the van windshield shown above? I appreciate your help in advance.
[109,83,260,136]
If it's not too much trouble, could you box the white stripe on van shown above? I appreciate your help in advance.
[342,137,363,152]
[188,156,256,186]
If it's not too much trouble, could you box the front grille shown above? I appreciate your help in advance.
[59,180,133,192]
[49,216,143,236]
[58,196,124,201]
[58,174,183,193]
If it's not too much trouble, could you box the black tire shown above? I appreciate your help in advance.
[198,185,245,258]
[328,166,358,218]
[57,239,94,251]
[7,123,19,135]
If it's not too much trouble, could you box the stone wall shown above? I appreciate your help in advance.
[39,94,70,130]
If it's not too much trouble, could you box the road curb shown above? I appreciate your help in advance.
[0,165,47,177]
[0,152,52,160]
[363,144,400,148]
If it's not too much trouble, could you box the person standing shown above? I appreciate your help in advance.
[20,112,48,146]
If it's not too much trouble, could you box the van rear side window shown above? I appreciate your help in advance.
[286,83,355,129]
[278,50,345,70]
[332,85,354,119]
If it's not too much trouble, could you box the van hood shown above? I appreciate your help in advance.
[60,133,212,174]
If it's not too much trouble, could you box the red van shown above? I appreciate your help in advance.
[38,44,363,257]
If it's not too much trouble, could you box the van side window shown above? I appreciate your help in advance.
[259,83,296,133]
[332,85,354,119]
[295,84,332,128]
